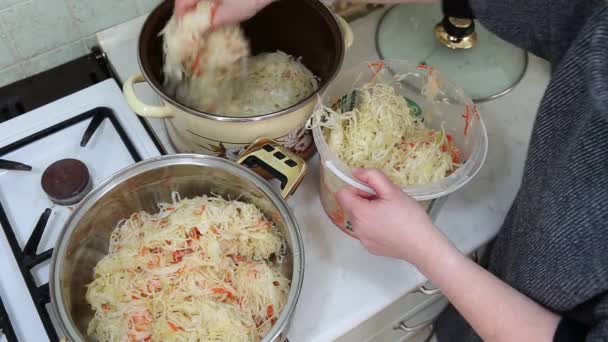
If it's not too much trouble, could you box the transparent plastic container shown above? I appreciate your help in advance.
[313,60,488,236]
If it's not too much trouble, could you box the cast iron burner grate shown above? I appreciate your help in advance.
[0,296,17,342]
[0,48,111,124]
[0,47,165,341]
[0,107,146,341]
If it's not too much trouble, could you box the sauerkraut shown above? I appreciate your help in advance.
[161,1,317,117]
[86,193,289,342]
[222,51,318,117]
[161,1,250,113]
[311,78,461,187]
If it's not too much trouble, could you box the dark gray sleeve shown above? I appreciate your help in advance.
[553,318,589,341]
[468,0,603,65]
[585,295,608,341]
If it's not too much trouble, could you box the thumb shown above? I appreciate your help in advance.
[352,168,399,199]
[336,186,369,214]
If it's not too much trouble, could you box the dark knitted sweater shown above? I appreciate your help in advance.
[435,0,608,340]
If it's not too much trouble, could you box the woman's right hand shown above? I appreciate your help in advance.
[174,0,198,17]
[175,0,275,26]
[174,0,437,25]
[336,168,441,266]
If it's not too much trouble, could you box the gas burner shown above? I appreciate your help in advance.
[41,159,92,205]
[0,296,17,342]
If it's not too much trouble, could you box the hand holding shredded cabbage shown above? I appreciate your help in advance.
[161,1,317,117]
[86,193,289,342]
[311,79,461,187]
[161,1,250,111]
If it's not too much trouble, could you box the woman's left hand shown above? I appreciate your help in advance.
[336,168,438,265]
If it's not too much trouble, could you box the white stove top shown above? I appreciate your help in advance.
[0,79,162,341]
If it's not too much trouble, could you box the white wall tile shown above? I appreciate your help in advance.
[135,0,163,15]
[66,0,139,37]
[0,64,25,87]
[0,0,157,82]
[0,23,18,69]
[1,0,79,59]
[21,40,86,77]
[0,0,23,10]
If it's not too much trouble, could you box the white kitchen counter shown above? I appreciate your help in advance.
[97,8,551,342]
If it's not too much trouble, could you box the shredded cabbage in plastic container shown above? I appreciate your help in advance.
[85,193,289,342]
[161,2,317,117]
[310,79,461,187]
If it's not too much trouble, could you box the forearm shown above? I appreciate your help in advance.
[411,229,560,342]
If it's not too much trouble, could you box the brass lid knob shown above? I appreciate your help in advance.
[435,16,477,50]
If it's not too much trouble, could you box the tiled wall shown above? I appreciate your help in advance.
[0,0,163,87]
[0,0,346,88]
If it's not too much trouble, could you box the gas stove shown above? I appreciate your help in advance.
[0,51,164,342]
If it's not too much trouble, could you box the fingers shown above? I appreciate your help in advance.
[212,5,252,27]
[352,168,399,199]
[211,0,275,26]
[355,189,376,200]
[336,186,369,214]
[175,0,275,26]
[174,0,198,17]
[210,7,233,27]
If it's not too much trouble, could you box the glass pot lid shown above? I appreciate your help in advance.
[376,3,528,102]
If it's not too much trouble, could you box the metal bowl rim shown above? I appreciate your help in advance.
[49,153,305,342]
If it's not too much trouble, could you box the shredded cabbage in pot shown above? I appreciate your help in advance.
[222,51,319,117]
[161,1,250,112]
[161,2,317,118]
[86,193,289,342]
[310,79,461,187]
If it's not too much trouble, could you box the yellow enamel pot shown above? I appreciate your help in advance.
[123,0,353,161]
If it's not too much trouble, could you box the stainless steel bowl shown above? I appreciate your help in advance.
[50,152,305,341]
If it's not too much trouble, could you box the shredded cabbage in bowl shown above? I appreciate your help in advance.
[310,80,461,187]
[85,193,289,342]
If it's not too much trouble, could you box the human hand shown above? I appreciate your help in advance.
[175,0,274,26]
[336,168,439,265]
[174,0,198,17]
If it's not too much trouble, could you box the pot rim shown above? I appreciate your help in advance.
[136,1,345,123]
[50,154,305,342]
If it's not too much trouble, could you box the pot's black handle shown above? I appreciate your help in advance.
[441,0,474,21]
[435,0,477,49]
